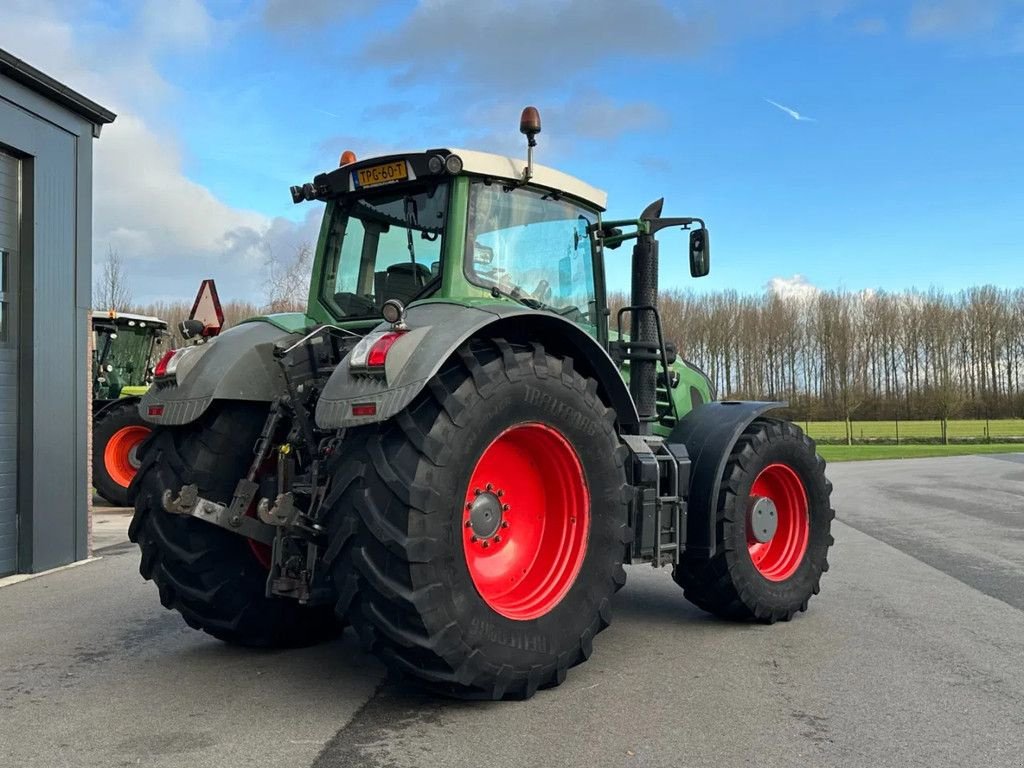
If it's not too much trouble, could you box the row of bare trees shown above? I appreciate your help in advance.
[640,287,1024,421]
[102,241,1023,421]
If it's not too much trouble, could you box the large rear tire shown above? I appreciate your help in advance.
[673,418,834,622]
[129,403,338,647]
[93,398,151,507]
[328,339,631,699]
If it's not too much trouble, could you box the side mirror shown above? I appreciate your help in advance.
[473,242,494,265]
[574,216,589,250]
[689,228,710,278]
[179,318,205,340]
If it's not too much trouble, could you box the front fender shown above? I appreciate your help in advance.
[315,301,639,429]
[669,400,785,559]
[140,322,299,426]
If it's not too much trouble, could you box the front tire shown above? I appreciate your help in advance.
[330,339,631,699]
[129,403,337,647]
[93,399,151,506]
[673,418,834,623]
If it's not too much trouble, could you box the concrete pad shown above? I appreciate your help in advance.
[0,543,381,768]
[90,509,133,552]
[4,453,1024,767]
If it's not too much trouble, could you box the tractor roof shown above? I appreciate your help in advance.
[92,311,168,329]
[448,148,607,210]
[311,148,608,211]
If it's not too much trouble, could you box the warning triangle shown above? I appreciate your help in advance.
[189,279,225,336]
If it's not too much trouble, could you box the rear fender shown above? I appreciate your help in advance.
[139,322,300,426]
[315,302,639,429]
[669,400,785,559]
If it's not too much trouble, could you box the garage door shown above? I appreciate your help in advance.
[0,149,19,576]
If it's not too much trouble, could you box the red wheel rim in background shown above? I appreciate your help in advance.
[246,459,275,570]
[247,530,272,570]
[747,463,810,581]
[103,426,151,489]
[462,423,590,621]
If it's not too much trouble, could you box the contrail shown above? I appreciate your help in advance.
[764,98,816,122]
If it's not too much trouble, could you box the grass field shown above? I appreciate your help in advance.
[817,443,1024,462]
[802,418,1024,443]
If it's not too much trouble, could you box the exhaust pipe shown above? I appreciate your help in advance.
[630,199,664,429]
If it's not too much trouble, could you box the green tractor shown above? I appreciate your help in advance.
[92,311,168,506]
[129,108,833,699]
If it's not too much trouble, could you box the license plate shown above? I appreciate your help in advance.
[352,160,408,189]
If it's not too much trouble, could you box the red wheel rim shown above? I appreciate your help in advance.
[247,532,272,570]
[747,463,809,581]
[462,423,589,621]
[103,426,150,489]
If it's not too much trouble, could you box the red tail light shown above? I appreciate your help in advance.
[366,332,402,368]
[154,349,177,378]
[350,330,404,374]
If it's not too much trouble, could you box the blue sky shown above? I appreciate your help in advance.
[2,0,1023,303]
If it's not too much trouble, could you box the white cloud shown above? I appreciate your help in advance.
[766,274,820,302]
[94,114,266,258]
[362,0,711,93]
[0,1,311,303]
[351,0,862,96]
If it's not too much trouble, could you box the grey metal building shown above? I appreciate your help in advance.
[0,49,115,575]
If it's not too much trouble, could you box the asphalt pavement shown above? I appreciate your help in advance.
[2,454,1023,768]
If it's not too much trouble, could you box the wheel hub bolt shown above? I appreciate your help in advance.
[493,535,502,543]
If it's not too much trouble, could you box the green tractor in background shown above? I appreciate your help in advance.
[92,311,168,506]
[129,108,834,699]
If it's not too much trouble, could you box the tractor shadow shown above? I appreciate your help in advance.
[611,564,722,628]
[120,564,736,728]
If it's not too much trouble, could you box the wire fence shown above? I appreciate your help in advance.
[798,419,1024,445]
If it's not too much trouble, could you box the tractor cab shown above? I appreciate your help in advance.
[92,312,168,402]
[297,144,609,339]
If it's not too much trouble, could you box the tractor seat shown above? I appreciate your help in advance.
[375,262,431,306]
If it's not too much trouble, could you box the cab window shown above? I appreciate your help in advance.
[320,181,448,318]
[465,181,598,325]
